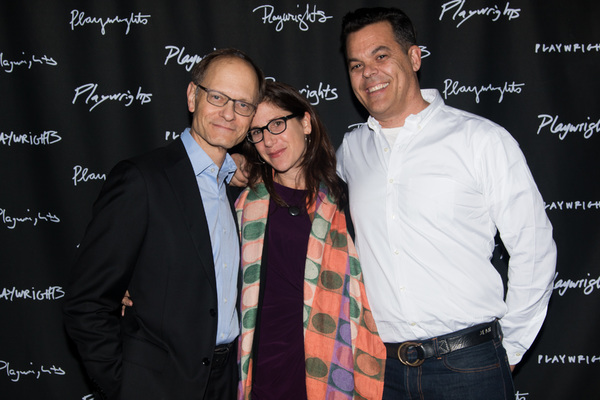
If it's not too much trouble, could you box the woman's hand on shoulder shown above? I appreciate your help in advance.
[121,290,133,317]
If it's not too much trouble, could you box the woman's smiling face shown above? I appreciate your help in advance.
[250,101,311,187]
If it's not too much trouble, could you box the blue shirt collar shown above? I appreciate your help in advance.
[180,128,237,184]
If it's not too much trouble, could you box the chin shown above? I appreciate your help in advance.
[216,136,243,147]
[270,162,289,173]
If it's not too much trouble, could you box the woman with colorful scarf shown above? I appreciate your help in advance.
[236,81,385,400]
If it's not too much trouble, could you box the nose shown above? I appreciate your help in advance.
[362,63,377,79]
[220,100,236,121]
[262,130,276,147]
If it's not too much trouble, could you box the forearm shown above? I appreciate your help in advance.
[482,130,557,365]
[500,235,557,365]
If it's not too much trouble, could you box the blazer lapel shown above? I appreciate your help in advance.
[226,185,243,231]
[164,140,217,292]
[226,184,243,321]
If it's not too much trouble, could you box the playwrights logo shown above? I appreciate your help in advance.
[0,286,65,302]
[0,360,65,383]
[0,130,61,147]
[538,354,600,365]
[535,43,600,54]
[439,0,520,28]
[70,9,150,35]
[73,165,106,186]
[164,45,203,71]
[553,272,600,297]
[545,200,600,212]
[537,114,599,140]
[1,52,57,73]
[1,207,60,229]
[298,82,338,105]
[72,83,152,111]
[264,77,338,106]
[253,4,333,31]
[443,79,524,103]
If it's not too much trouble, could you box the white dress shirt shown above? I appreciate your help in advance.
[181,128,240,345]
[336,89,556,364]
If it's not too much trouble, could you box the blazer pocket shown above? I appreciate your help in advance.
[122,335,168,372]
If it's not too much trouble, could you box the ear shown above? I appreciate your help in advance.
[186,82,198,113]
[408,45,422,72]
[302,111,312,135]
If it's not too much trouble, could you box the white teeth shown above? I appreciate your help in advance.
[367,83,389,93]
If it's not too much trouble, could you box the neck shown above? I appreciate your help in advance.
[274,171,306,190]
[377,87,430,129]
[380,101,430,129]
[191,131,227,168]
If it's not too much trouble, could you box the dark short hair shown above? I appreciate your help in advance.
[340,7,417,57]
[191,48,265,101]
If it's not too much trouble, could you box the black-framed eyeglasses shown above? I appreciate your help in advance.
[246,113,302,144]
[195,84,257,117]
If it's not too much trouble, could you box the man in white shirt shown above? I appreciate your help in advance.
[337,7,556,399]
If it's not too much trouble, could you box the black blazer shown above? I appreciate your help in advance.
[63,138,239,400]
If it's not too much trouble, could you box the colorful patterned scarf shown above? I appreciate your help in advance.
[236,182,385,400]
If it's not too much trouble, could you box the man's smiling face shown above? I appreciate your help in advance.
[346,21,423,128]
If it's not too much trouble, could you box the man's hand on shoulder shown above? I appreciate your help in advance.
[230,153,249,187]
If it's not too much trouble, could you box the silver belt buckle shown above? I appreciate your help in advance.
[397,341,425,367]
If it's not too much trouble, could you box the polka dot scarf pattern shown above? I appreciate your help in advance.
[236,183,386,400]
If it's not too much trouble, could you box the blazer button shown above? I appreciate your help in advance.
[209,309,216,317]
[202,358,211,366]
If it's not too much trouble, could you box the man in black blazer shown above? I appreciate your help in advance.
[63,48,265,400]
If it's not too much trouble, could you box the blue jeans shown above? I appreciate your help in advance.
[383,333,515,400]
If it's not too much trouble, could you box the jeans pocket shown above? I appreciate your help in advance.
[442,340,501,373]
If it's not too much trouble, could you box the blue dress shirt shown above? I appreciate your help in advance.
[181,128,240,345]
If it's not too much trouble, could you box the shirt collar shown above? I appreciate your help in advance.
[368,89,444,133]
[220,154,237,184]
[181,128,237,184]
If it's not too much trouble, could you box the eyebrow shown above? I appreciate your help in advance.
[371,45,392,55]
[210,87,255,105]
[347,45,392,64]
[249,115,289,129]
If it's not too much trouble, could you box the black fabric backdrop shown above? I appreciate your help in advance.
[1,1,599,399]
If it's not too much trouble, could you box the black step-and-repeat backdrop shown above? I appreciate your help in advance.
[1,1,598,399]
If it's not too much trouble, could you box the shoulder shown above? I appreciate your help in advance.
[423,89,505,136]
[338,122,371,163]
[439,100,505,132]
[102,140,189,195]
[128,138,186,169]
[342,121,371,142]
[434,103,515,150]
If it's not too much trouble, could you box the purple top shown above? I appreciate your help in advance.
[251,182,311,399]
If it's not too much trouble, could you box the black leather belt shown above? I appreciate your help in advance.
[212,340,235,368]
[385,320,500,367]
